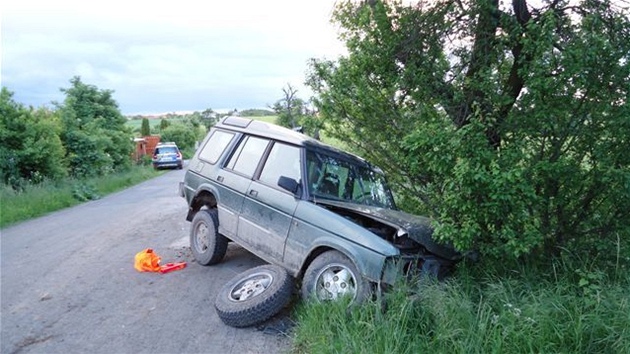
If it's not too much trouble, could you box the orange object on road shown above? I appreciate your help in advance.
[159,262,187,274]
[134,248,162,272]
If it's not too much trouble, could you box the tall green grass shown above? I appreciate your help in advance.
[292,261,630,353]
[1,166,162,228]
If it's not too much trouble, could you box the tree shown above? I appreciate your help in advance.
[0,88,67,188]
[200,108,217,129]
[57,77,133,177]
[272,84,321,138]
[160,123,198,152]
[159,118,170,132]
[140,118,151,136]
[273,84,303,128]
[307,0,630,260]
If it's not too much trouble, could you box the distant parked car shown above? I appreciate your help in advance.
[152,142,183,170]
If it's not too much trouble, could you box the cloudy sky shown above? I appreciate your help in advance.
[1,0,345,115]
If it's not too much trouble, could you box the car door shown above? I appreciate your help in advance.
[190,129,242,237]
[238,142,302,263]
[216,134,270,239]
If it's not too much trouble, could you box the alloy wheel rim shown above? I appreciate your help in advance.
[229,271,274,302]
[314,264,357,301]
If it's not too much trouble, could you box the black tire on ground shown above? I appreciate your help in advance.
[189,209,228,265]
[215,264,294,328]
[301,250,371,304]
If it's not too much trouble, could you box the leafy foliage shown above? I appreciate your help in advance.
[72,182,100,201]
[307,0,630,261]
[0,88,67,188]
[272,84,322,138]
[57,77,133,178]
[140,118,151,136]
[198,108,218,129]
[159,118,170,131]
[160,122,200,152]
[240,108,274,117]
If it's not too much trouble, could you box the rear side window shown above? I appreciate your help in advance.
[198,130,235,164]
[225,136,269,178]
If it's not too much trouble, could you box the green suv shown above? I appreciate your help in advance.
[180,117,462,305]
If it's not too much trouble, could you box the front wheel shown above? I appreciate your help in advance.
[301,250,371,304]
[190,209,227,265]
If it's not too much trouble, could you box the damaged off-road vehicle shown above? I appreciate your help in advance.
[180,117,465,325]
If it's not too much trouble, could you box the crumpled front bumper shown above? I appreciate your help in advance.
[381,254,458,285]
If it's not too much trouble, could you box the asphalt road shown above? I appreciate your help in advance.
[1,168,293,354]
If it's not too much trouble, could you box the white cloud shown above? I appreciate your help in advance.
[1,0,345,114]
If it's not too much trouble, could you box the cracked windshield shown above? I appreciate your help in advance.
[306,150,394,209]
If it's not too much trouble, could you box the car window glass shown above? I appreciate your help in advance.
[198,130,235,164]
[259,143,301,187]
[306,150,395,208]
[225,136,269,177]
[155,146,178,154]
[225,138,245,170]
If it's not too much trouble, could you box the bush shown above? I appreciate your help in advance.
[58,77,134,178]
[160,122,201,152]
[0,88,68,188]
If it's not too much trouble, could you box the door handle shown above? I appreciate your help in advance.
[249,189,258,197]
[217,175,224,182]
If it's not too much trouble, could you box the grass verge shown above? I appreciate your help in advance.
[1,165,162,228]
[291,261,630,353]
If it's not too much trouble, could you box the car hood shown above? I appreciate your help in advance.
[316,199,461,260]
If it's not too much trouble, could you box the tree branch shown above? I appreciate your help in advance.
[453,0,500,129]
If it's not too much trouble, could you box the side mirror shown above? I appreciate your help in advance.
[278,176,299,194]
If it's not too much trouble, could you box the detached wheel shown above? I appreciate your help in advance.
[190,209,227,265]
[301,250,371,304]
[215,265,293,328]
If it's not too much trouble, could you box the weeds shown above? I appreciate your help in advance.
[291,261,630,353]
[1,165,161,228]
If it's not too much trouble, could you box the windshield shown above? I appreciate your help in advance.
[155,146,179,155]
[305,149,395,209]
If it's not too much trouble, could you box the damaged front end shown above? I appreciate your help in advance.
[318,200,464,284]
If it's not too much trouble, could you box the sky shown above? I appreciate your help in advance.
[1,0,346,115]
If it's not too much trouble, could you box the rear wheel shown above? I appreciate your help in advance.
[301,250,371,304]
[190,209,227,265]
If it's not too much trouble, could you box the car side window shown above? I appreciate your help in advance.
[225,136,269,178]
[259,143,301,187]
[198,130,235,164]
